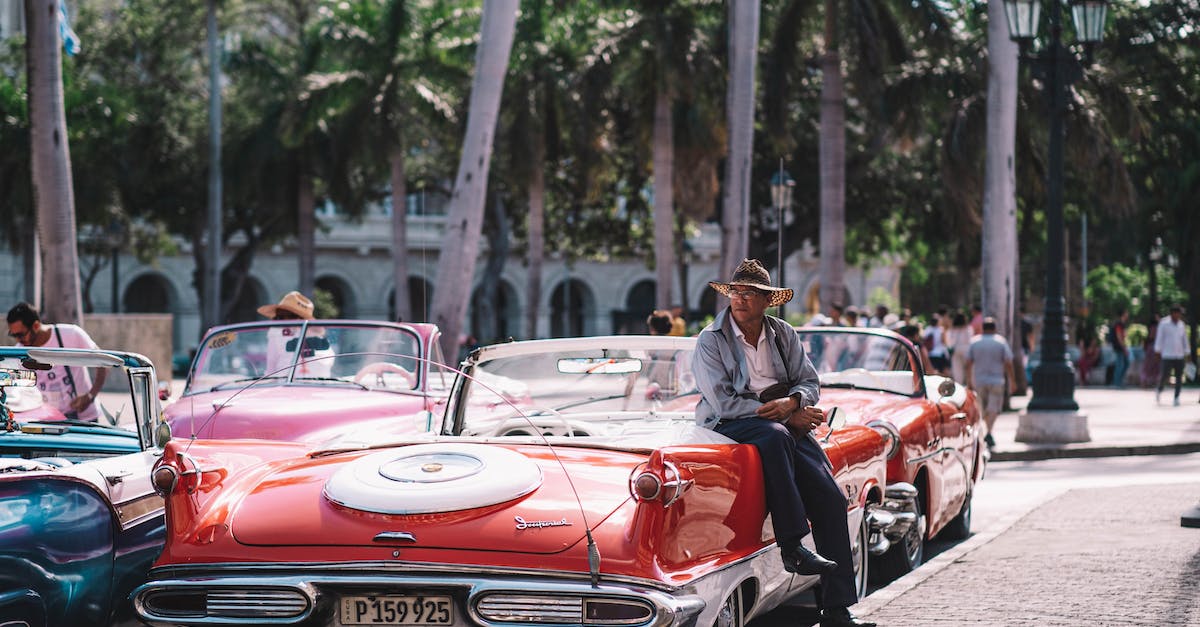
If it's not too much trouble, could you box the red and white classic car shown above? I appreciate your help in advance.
[134,335,900,627]
[164,320,450,443]
[794,327,985,581]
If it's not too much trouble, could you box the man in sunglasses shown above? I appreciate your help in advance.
[6,302,108,422]
[692,259,874,627]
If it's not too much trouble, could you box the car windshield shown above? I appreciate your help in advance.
[186,323,423,395]
[796,329,920,396]
[449,345,702,441]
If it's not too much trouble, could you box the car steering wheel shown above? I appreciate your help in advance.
[489,406,587,437]
[353,362,416,389]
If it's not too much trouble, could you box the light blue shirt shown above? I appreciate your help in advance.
[967,333,1012,386]
[692,307,820,429]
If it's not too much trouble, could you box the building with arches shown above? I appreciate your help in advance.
[1,207,901,362]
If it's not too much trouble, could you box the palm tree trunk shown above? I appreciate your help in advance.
[983,0,1021,388]
[817,0,846,311]
[525,145,545,339]
[298,174,315,296]
[478,194,511,343]
[21,219,41,305]
[390,144,411,322]
[26,0,83,325]
[430,0,519,362]
[720,0,760,284]
[652,89,675,309]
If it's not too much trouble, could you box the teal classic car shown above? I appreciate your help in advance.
[0,346,168,627]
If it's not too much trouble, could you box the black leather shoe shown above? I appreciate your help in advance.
[819,606,876,627]
[781,545,837,575]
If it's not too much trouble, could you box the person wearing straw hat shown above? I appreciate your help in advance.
[258,291,332,378]
[692,259,874,627]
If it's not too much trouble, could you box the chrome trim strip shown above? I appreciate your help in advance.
[143,544,780,596]
[114,493,165,530]
[134,572,706,627]
[906,446,956,465]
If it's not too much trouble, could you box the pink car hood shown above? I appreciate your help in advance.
[228,443,639,554]
[164,386,434,443]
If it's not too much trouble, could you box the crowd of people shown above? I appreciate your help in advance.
[8,286,1197,426]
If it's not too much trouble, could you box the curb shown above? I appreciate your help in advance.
[990,441,1200,462]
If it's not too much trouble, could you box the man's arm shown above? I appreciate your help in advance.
[777,322,820,408]
[692,332,762,422]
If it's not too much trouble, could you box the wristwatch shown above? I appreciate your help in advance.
[789,392,805,409]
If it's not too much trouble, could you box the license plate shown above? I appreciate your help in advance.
[340,595,454,626]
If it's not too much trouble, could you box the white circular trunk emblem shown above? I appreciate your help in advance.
[324,443,543,514]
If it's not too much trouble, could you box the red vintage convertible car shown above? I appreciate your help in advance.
[164,320,450,443]
[134,336,902,627]
[795,327,985,581]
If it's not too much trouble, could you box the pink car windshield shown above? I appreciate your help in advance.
[186,323,423,395]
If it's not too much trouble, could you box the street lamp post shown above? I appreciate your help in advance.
[1003,0,1107,442]
[769,164,795,320]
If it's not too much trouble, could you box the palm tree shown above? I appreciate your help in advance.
[720,0,761,284]
[593,1,722,310]
[765,0,959,311]
[25,0,83,324]
[430,0,519,361]
[310,0,470,323]
[982,0,1021,383]
[816,0,846,310]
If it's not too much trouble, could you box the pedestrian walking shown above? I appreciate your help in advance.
[693,259,875,627]
[6,302,108,422]
[1154,304,1190,406]
[946,312,973,383]
[1109,308,1130,387]
[1141,313,1162,388]
[966,317,1016,449]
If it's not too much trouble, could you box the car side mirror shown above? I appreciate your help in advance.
[821,407,845,444]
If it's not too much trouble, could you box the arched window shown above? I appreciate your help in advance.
[224,278,267,324]
[471,280,518,344]
[389,277,433,322]
[123,274,174,314]
[550,279,593,338]
[316,276,355,318]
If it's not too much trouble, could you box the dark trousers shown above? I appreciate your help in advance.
[716,417,857,608]
[1159,358,1185,399]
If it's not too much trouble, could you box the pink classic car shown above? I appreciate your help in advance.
[164,320,450,443]
[134,336,901,627]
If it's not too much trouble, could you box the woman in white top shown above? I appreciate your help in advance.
[947,312,974,383]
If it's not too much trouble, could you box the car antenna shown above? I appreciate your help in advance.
[452,354,605,588]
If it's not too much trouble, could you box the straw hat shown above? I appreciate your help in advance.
[709,258,793,308]
[256,291,315,320]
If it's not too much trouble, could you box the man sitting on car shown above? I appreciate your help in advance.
[692,259,876,627]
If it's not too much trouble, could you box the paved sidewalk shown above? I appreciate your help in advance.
[990,386,1200,461]
[856,480,1200,625]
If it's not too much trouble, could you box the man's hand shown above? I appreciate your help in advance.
[69,393,93,413]
[784,405,825,433]
[756,396,798,422]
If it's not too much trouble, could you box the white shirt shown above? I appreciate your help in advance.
[732,323,777,395]
[1154,317,1188,359]
[19,323,100,421]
